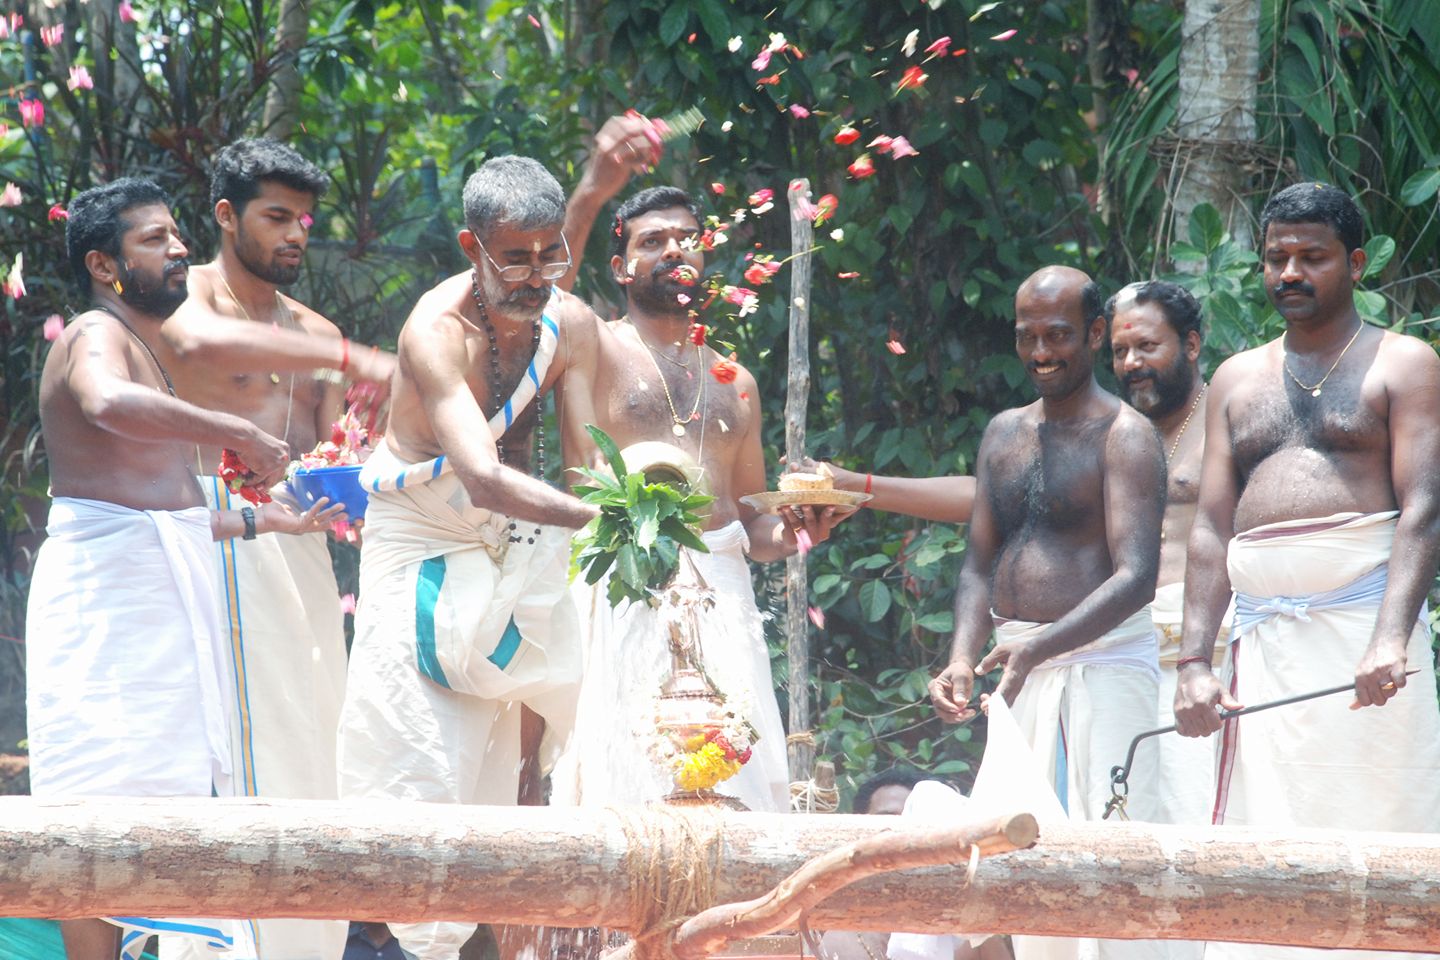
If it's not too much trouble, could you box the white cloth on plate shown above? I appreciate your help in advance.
[550,521,788,812]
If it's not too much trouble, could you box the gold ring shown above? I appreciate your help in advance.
[1381,681,1397,691]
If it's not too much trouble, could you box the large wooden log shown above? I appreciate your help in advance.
[4,798,1440,951]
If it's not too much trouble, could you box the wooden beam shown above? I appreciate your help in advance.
[3,798,1439,951]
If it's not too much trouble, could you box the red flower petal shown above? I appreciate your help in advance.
[833,126,860,145]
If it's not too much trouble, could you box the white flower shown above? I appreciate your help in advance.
[728,36,743,52]
[830,228,845,242]
[731,209,747,223]
[721,120,733,133]
[902,29,919,57]
[751,201,774,215]
[710,230,729,246]
[767,32,787,52]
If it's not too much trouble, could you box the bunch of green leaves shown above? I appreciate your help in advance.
[570,426,714,608]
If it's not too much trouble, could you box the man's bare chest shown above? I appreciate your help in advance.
[1229,373,1386,475]
[985,426,1109,534]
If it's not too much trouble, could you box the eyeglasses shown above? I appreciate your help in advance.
[476,234,572,283]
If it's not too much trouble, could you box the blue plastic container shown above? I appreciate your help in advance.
[289,464,369,519]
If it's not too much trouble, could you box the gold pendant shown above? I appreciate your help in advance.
[1311,387,1322,398]
[270,372,281,385]
[672,422,686,437]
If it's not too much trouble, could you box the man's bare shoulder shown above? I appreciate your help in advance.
[399,273,471,346]
[545,288,600,352]
[280,294,341,339]
[1377,328,1440,378]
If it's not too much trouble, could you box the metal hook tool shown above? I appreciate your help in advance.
[1102,669,1420,820]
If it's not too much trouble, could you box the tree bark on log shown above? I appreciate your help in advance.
[4,798,1440,951]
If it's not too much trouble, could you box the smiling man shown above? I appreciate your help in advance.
[929,266,1165,851]
[1174,185,1440,960]
[1107,280,1224,840]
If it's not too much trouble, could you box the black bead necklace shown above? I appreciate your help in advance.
[471,270,544,546]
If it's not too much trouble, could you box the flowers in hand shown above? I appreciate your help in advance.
[219,449,273,505]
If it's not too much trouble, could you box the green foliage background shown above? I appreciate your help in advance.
[2,0,1438,800]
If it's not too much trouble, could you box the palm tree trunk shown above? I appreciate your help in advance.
[261,0,307,139]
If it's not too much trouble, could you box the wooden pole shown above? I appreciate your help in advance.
[783,178,815,789]
[5,798,1440,951]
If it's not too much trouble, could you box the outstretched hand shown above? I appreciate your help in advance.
[261,496,348,536]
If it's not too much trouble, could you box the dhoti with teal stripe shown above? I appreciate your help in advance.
[336,441,580,960]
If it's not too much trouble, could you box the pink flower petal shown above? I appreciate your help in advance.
[527,13,541,28]
[0,183,21,207]
[807,605,826,630]
[43,314,64,341]
[886,338,907,355]
[299,212,314,229]
[339,593,357,615]
[751,48,772,72]
[794,527,813,555]
[990,28,1018,41]
[788,104,810,119]
[889,135,919,159]
[118,1,137,23]
[924,36,952,57]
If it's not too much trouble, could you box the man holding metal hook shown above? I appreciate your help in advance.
[1174,185,1440,938]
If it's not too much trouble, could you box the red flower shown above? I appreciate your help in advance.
[710,182,725,195]
[896,66,929,91]
[711,353,739,384]
[47,203,67,221]
[756,73,781,86]
[814,194,838,224]
[847,155,876,179]
[688,323,707,346]
[743,260,781,286]
[748,188,774,207]
[833,126,860,145]
[218,449,274,504]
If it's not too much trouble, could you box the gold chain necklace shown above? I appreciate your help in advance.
[1166,383,1206,464]
[628,317,703,436]
[1283,321,1365,398]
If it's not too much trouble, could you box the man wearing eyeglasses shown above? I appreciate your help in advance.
[334,154,631,960]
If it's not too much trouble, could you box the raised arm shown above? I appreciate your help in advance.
[818,460,975,524]
[401,311,596,529]
[66,314,288,486]
[1173,358,1245,736]
[1356,337,1440,707]
[978,410,1164,706]
[929,421,1004,723]
[557,114,664,293]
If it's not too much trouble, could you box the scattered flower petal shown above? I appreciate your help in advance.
[868,134,894,154]
[43,313,64,341]
[896,66,929,92]
[743,260,781,286]
[886,337,906,355]
[727,36,743,52]
[751,48,773,72]
[924,36,952,57]
[830,227,845,242]
[340,593,357,615]
[808,605,826,629]
[710,182,725,195]
[838,271,861,279]
[815,193,839,224]
[118,1,137,23]
[688,322,707,346]
[990,28,1018,41]
[711,352,740,384]
[527,13,541,28]
[3,252,26,300]
[299,212,314,229]
[66,65,93,91]
[687,32,696,44]
[718,418,729,433]
[766,32,787,53]
[847,155,876,179]
[833,125,860,146]
[676,293,691,305]
[794,527,813,555]
[748,188,774,207]
[788,104,810,119]
[48,202,68,221]
[902,29,919,58]
[756,73,781,86]
[721,120,734,132]
[39,23,63,46]
[890,135,919,159]
[0,183,21,207]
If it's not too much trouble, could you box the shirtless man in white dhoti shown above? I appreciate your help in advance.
[335,155,606,960]
[1107,281,1224,841]
[25,178,290,960]
[1174,183,1440,960]
[547,183,847,814]
[928,265,1165,813]
[160,139,394,960]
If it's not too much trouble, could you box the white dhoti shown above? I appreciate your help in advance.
[1149,582,1225,829]
[550,521,789,812]
[1002,607,1163,960]
[25,497,247,960]
[337,440,581,960]
[1205,511,1440,960]
[161,480,350,960]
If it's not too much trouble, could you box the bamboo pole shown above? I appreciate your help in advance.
[783,178,815,789]
[5,798,1440,951]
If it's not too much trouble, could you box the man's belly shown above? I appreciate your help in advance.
[1234,450,1396,533]
[992,539,1112,622]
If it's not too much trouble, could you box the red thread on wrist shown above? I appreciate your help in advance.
[864,473,873,495]
[339,338,351,373]
[1176,655,1210,669]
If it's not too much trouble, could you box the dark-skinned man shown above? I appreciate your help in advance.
[928,266,1166,841]
[26,178,291,960]
[1174,183,1440,960]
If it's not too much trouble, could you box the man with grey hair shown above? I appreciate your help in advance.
[335,155,604,960]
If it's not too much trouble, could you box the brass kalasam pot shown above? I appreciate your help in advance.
[616,441,710,498]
